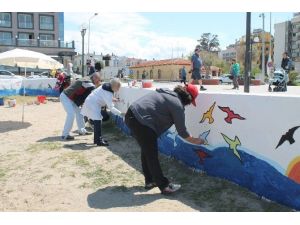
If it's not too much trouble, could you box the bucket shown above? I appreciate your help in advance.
[0,98,4,106]
[37,95,46,104]
[8,99,16,107]
[142,80,153,88]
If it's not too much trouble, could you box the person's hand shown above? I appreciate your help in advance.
[185,136,205,145]
[112,97,120,102]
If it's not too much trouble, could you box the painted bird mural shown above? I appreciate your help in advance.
[200,102,216,124]
[199,130,210,145]
[194,148,212,164]
[218,106,246,124]
[275,126,300,149]
[221,133,242,162]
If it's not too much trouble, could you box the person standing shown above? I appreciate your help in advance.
[180,66,187,85]
[125,84,205,195]
[281,52,292,73]
[81,78,122,146]
[87,62,96,76]
[190,48,206,91]
[230,59,240,90]
[60,73,101,140]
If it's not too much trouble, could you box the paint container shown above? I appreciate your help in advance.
[142,80,153,88]
[0,98,4,106]
[37,95,46,104]
[8,99,16,107]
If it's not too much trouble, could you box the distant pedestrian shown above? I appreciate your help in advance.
[125,84,205,195]
[190,48,206,91]
[281,52,292,73]
[230,59,240,90]
[87,62,96,76]
[180,66,187,85]
[81,78,122,146]
[60,73,101,140]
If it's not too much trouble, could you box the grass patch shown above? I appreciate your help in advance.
[39,174,53,182]
[82,167,114,188]
[0,169,6,179]
[26,142,63,153]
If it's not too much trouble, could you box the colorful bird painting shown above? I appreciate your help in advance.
[218,106,246,124]
[221,133,242,162]
[194,148,211,164]
[276,126,300,149]
[200,102,216,124]
[199,130,210,145]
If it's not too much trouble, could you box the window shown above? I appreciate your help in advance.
[40,15,54,30]
[0,13,11,27]
[0,31,12,45]
[39,33,54,40]
[18,13,33,29]
[18,32,34,40]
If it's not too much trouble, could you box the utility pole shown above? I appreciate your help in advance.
[260,13,265,84]
[244,12,251,93]
[87,13,98,56]
[81,27,87,76]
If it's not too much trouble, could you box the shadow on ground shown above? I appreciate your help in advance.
[37,136,62,142]
[63,142,96,151]
[88,186,172,210]
[90,121,293,212]
[0,121,31,133]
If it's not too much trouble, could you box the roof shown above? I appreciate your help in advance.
[129,58,191,68]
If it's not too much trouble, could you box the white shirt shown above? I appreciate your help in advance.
[81,86,121,120]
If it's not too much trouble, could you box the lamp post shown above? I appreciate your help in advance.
[81,27,87,76]
[244,12,251,93]
[87,13,98,56]
[259,13,265,84]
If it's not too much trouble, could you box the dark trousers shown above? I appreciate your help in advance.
[93,120,102,144]
[180,77,186,85]
[125,109,169,191]
[233,76,239,89]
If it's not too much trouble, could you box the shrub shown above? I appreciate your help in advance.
[288,71,299,86]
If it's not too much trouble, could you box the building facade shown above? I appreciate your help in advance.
[274,21,292,69]
[218,45,237,62]
[0,12,75,67]
[130,59,192,81]
[291,13,300,72]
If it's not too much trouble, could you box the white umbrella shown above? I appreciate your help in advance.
[0,48,64,122]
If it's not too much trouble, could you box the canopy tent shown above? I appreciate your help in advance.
[0,48,63,122]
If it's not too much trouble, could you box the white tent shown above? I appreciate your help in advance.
[0,48,63,122]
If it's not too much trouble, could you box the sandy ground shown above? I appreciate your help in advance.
[0,96,293,211]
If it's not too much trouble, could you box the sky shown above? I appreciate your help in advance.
[64,12,293,60]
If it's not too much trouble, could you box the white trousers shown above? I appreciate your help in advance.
[60,92,86,137]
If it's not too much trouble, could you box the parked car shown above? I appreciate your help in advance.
[0,70,23,79]
[219,74,233,84]
[28,71,53,79]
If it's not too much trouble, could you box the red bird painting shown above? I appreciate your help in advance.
[218,106,246,124]
[194,149,211,164]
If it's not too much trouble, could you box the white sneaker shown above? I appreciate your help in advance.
[161,183,181,195]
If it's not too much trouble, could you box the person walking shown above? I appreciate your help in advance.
[230,59,240,90]
[60,72,101,140]
[81,78,122,146]
[180,66,187,85]
[281,52,292,73]
[125,84,205,195]
[190,48,206,91]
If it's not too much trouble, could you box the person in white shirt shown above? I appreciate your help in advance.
[81,78,122,146]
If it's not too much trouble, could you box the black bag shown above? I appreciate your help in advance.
[101,107,110,122]
[229,75,234,80]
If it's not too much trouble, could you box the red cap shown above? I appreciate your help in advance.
[186,84,199,106]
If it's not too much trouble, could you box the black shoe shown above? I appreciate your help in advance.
[200,86,207,91]
[96,140,109,146]
[145,182,157,190]
[62,135,75,140]
[79,131,92,136]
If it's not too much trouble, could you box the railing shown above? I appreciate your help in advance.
[0,38,75,49]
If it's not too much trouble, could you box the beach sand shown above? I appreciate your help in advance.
[0,97,292,211]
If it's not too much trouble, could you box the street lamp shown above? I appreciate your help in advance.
[259,13,265,84]
[81,25,87,76]
[88,13,98,56]
[244,12,251,93]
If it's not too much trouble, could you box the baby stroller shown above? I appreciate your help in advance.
[268,69,289,92]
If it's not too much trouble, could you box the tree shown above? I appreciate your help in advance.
[197,33,220,52]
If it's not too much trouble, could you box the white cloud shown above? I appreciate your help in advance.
[64,12,197,60]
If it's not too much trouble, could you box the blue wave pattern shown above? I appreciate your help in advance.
[112,113,300,210]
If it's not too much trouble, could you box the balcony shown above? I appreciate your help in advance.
[0,38,75,49]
